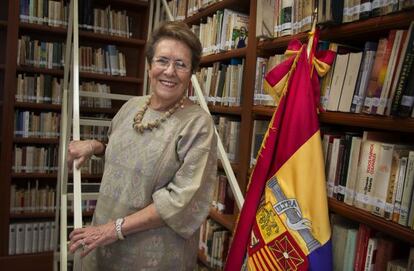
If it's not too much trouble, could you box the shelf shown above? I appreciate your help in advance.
[0,252,53,270]
[209,208,235,232]
[184,0,249,25]
[11,173,57,179]
[10,210,94,219]
[197,251,210,268]
[19,22,146,47]
[200,47,247,65]
[328,198,414,244]
[10,212,55,219]
[100,0,149,10]
[14,102,61,111]
[16,66,143,84]
[13,137,59,144]
[11,173,103,180]
[319,111,414,133]
[209,104,242,115]
[217,159,240,174]
[14,102,120,114]
[252,106,414,133]
[258,9,414,52]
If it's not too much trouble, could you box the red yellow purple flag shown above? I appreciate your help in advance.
[224,38,336,270]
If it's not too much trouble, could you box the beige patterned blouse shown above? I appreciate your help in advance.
[82,96,217,271]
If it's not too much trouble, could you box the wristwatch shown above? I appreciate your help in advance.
[115,218,125,240]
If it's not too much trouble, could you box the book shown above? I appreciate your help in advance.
[362,38,389,114]
[351,41,378,113]
[338,51,363,112]
[354,140,381,212]
[390,21,414,116]
[327,53,350,111]
[371,143,395,217]
[399,151,414,226]
[344,136,363,205]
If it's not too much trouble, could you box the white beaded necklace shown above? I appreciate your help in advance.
[133,95,185,133]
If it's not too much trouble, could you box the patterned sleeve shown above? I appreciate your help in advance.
[152,112,217,239]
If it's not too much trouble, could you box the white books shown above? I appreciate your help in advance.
[364,237,378,271]
[371,143,395,217]
[354,140,380,211]
[9,224,17,255]
[24,223,33,254]
[377,30,405,115]
[327,53,350,111]
[44,222,51,251]
[399,151,414,226]
[344,136,362,206]
[15,223,25,255]
[38,222,45,252]
[32,223,39,253]
[338,52,363,112]
[327,137,342,198]
[392,156,409,222]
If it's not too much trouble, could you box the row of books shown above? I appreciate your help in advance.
[198,218,231,270]
[193,59,244,107]
[331,215,414,271]
[187,0,223,17]
[321,22,414,117]
[10,182,55,213]
[17,36,127,76]
[190,9,249,56]
[319,0,414,25]
[14,110,60,138]
[250,120,270,166]
[80,81,113,109]
[16,74,62,105]
[165,0,186,21]
[256,0,314,38]
[9,221,56,255]
[19,0,133,38]
[211,173,234,215]
[254,54,286,106]
[323,130,414,228]
[213,116,240,162]
[78,45,127,76]
[17,36,65,69]
[13,145,58,173]
[256,0,414,39]
[80,125,109,142]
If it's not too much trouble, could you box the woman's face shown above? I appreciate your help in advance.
[149,38,192,106]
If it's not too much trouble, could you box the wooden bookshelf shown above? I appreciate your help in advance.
[10,211,95,219]
[252,105,414,133]
[184,0,249,25]
[13,137,59,144]
[329,198,414,244]
[209,105,242,115]
[0,252,53,271]
[200,48,247,65]
[19,23,146,47]
[0,1,148,268]
[209,208,236,232]
[16,66,143,84]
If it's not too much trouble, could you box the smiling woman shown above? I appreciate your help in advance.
[67,21,217,271]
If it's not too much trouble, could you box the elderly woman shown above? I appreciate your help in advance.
[68,21,217,270]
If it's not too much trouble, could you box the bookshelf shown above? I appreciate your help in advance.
[1,0,414,269]
[181,0,414,269]
[0,0,149,269]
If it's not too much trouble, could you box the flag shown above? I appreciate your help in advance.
[224,37,336,271]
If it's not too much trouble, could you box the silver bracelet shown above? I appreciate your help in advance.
[115,218,125,240]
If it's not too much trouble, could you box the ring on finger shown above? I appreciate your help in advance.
[81,239,86,248]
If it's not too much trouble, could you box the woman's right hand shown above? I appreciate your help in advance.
[67,140,94,169]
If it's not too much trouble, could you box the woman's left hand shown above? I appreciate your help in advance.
[69,222,118,257]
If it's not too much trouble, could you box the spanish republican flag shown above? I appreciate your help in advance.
[225,39,335,271]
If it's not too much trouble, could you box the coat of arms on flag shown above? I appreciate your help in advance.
[225,29,336,271]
